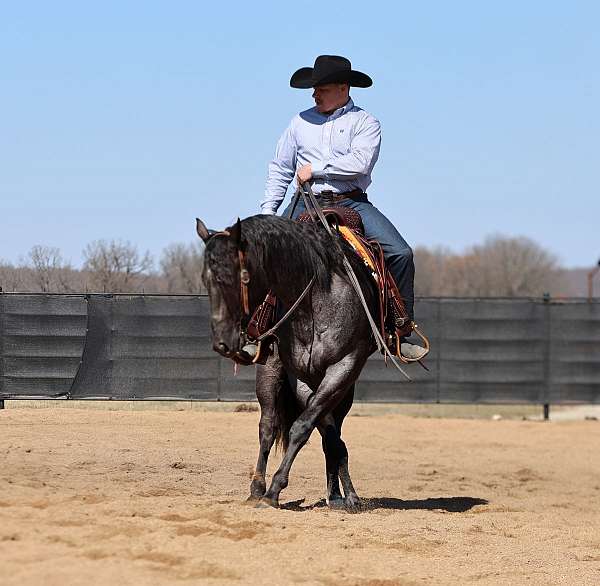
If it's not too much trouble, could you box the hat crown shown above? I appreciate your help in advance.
[313,55,351,76]
[312,55,352,85]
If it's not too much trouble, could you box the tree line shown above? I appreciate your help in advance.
[0,240,205,294]
[413,235,567,297]
[0,234,567,297]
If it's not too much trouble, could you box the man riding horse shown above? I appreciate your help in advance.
[261,55,427,361]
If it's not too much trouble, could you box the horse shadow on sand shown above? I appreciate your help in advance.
[280,496,488,513]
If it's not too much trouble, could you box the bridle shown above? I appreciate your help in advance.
[208,229,315,363]
[238,248,251,317]
[207,230,250,313]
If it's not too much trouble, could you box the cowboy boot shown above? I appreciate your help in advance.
[400,340,428,361]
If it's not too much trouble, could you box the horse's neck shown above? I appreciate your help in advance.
[250,266,308,314]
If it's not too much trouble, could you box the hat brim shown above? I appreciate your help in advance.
[290,67,372,89]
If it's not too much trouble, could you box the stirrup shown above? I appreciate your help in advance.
[394,323,430,363]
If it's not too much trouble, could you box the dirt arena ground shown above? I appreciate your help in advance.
[1,405,599,585]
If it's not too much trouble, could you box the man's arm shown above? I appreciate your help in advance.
[261,122,297,215]
[312,115,381,181]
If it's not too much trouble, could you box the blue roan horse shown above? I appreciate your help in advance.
[197,213,381,511]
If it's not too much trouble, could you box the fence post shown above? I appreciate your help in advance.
[436,298,442,403]
[0,287,3,408]
[542,293,551,420]
[217,357,222,402]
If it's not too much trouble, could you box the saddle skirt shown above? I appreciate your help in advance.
[247,206,417,362]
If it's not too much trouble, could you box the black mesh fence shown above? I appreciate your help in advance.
[1,294,599,403]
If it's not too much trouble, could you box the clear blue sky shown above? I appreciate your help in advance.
[1,1,598,268]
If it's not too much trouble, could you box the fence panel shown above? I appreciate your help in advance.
[437,299,547,403]
[549,301,600,404]
[0,295,87,398]
[1,294,599,403]
[354,299,439,402]
[69,296,219,400]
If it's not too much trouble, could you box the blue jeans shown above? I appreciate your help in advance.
[282,193,415,320]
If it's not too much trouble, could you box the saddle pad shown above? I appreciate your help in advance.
[338,226,376,275]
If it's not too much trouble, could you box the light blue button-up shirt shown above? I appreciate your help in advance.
[261,98,381,215]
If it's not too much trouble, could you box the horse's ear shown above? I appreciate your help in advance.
[196,218,211,242]
[228,218,242,247]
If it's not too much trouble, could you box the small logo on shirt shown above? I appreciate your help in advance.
[340,129,345,133]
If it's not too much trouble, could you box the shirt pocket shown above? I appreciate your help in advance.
[331,124,352,156]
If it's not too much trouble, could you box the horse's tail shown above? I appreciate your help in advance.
[274,373,300,453]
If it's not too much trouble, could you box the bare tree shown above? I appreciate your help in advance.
[160,242,205,293]
[83,240,154,292]
[0,260,23,292]
[27,245,77,292]
[414,246,454,296]
[415,235,566,297]
[464,235,565,296]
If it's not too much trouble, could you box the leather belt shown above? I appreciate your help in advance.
[316,188,364,202]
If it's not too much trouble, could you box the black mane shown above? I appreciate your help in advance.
[240,215,344,294]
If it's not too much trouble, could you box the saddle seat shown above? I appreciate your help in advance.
[247,206,427,363]
[296,206,366,235]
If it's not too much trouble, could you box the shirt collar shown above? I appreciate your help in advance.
[320,98,355,120]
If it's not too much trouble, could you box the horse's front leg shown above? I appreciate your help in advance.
[249,408,275,501]
[260,355,363,508]
[248,355,284,501]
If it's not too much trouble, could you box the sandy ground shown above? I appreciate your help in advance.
[1,407,599,586]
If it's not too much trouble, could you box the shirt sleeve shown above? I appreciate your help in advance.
[261,120,297,214]
[311,115,381,181]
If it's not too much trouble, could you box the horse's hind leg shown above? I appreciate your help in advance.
[333,385,361,512]
[317,415,344,508]
[317,386,360,512]
[248,354,285,501]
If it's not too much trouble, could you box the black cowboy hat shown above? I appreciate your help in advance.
[290,55,372,89]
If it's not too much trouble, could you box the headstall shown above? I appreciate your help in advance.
[209,228,315,363]
[210,229,251,321]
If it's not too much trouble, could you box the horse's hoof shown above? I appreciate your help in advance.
[344,496,362,513]
[255,497,279,509]
[327,497,346,510]
[245,495,262,505]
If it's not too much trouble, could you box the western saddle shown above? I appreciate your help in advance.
[246,206,429,364]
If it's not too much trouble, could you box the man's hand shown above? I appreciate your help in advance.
[296,164,312,184]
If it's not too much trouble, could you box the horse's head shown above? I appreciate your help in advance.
[197,217,254,364]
